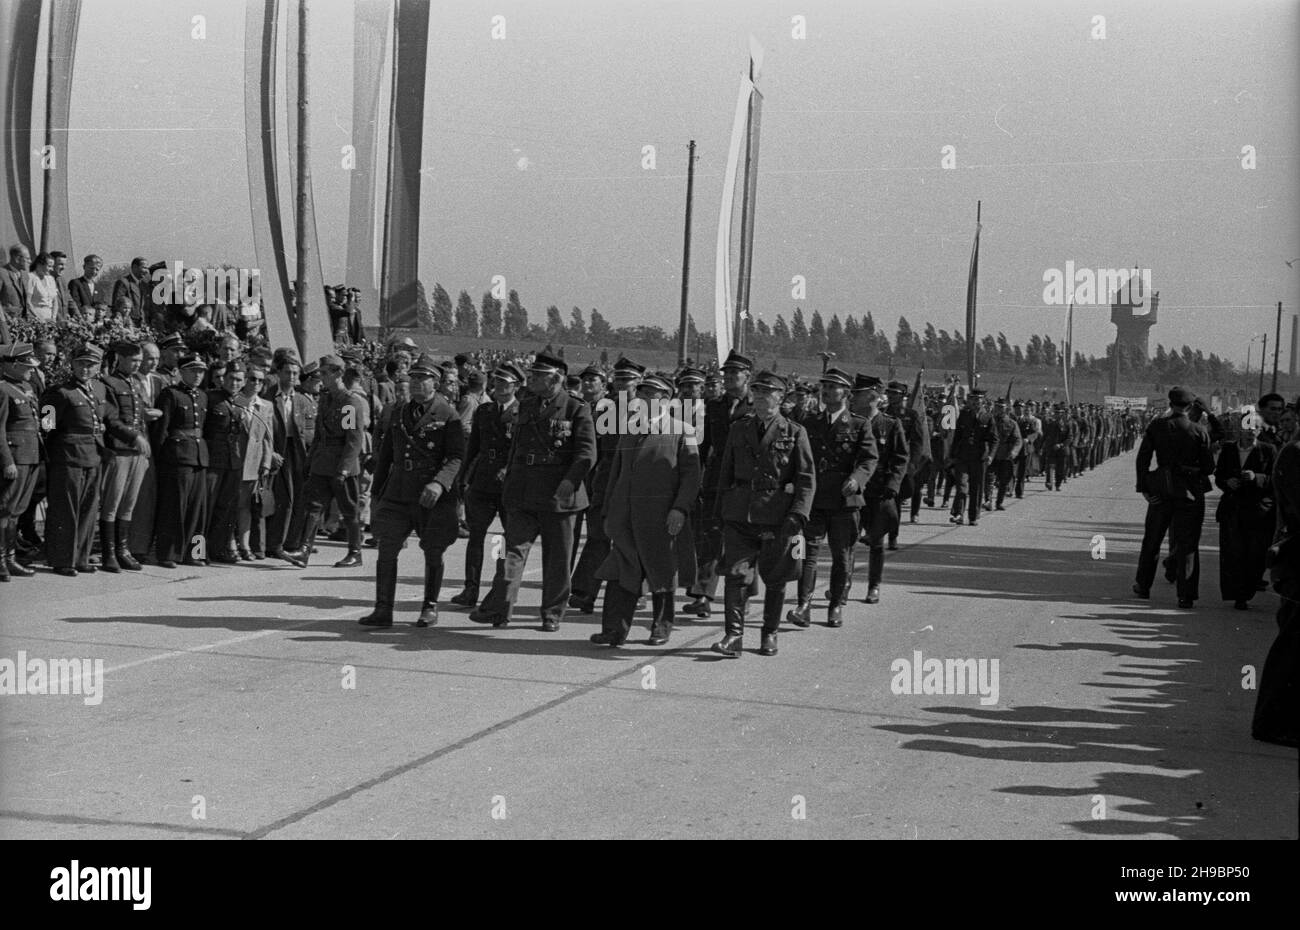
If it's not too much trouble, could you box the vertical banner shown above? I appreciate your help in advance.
[965,202,981,388]
[1063,301,1074,405]
[244,0,295,352]
[714,74,751,363]
[41,0,81,258]
[733,84,762,353]
[379,0,431,332]
[346,0,391,328]
[0,0,43,254]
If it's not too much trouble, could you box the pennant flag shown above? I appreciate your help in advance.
[964,201,981,388]
[346,0,392,328]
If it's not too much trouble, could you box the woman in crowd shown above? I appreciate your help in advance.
[27,252,59,322]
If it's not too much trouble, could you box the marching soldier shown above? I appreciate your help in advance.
[1133,387,1215,608]
[570,357,643,613]
[153,354,210,567]
[450,362,523,607]
[42,345,144,575]
[674,366,706,599]
[589,372,701,647]
[98,341,152,571]
[360,355,464,628]
[470,352,596,631]
[786,368,877,628]
[1042,405,1071,491]
[710,371,814,657]
[884,379,930,537]
[850,375,908,604]
[988,397,1023,511]
[1012,400,1041,498]
[282,355,369,568]
[0,343,42,581]
[686,350,753,618]
[946,388,996,526]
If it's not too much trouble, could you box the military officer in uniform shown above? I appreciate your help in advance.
[884,379,930,537]
[450,362,523,607]
[97,341,152,571]
[988,397,1023,511]
[589,372,701,647]
[470,352,596,631]
[282,354,370,568]
[0,343,42,581]
[1012,400,1040,498]
[711,371,815,658]
[360,355,464,628]
[205,360,248,562]
[152,355,210,567]
[947,388,997,526]
[1133,387,1215,608]
[849,375,908,604]
[686,350,753,618]
[786,367,877,628]
[570,356,644,613]
[43,345,143,575]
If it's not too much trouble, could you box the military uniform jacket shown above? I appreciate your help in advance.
[701,394,753,491]
[1135,412,1214,499]
[464,398,517,496]
[716,413,815,525]
[373,396,464,505]
[308,387,369,477]
[501,389,596,513]
[991,414,1024,462]
[205,389,245,471]
[864,410,909,498]
[889,405,931,477]
[803,408,878,510]
[41,379,128,467]
[951,408,997,463]
[1042,419,1069,453]
[0,377,41,467]
[99,371,148,454]
[153,383,209,468]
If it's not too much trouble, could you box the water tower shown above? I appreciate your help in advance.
[1109,274,1158,395]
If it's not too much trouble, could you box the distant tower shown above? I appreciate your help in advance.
[1108,271,1158,395]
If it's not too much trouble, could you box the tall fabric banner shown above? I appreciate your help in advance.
[41,0,81,258]
[347,0,390,328]
[1063,301,1074,404]
[964,203,981,388]
[244,0,295,352]
[714,44,763,364]
[1,1,44,254]
[379,0,430,332]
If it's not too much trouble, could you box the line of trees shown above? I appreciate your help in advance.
[413,285,1239,385]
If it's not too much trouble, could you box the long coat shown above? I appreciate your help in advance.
[597,418,701,593]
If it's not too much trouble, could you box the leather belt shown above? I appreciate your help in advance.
[516,452,571,466]
[168,428,201,439]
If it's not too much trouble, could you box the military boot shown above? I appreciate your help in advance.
[99,522,120,573]
[333,520,364,567]
[359,558,397,627]
[711,578,746,658]
[415,553,443,627]
[116,520,142,570]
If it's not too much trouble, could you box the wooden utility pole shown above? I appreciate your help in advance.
[293,0,311,358]
[1272,301,1282,392]
[676,140,697,367]
[1258,332,1268,399]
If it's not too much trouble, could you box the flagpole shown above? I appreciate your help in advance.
[965,201,981,390]
[677,140,697,367]
[294,0,311,358]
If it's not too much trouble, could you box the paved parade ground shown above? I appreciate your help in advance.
[1,452,1294,840]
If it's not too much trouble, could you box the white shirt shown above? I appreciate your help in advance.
[27,273,57,321]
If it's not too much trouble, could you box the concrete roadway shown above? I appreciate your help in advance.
[1,452,1295,839]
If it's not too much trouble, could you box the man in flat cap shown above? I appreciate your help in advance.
[945,387,997,527]
[709,370,814,657]
[570,356,642,614]
[282,354,370,568]
[0,344,43,580]
[42,345,145,575]
[850,374,909,603]
[590,372,701,647]
[471,351,596,631]
[451,362,524,607]
[787,368,877,627]
[152,354,211,567]
[97,341,152,571]
[1133,387,1215,608]
[360,354,464,627]
[687,350,754,618]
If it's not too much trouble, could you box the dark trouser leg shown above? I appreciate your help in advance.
[1134,499,1173,592]
[422,550,445,607]
[692,494,723,600]
[45,464,79,569]
[1014,455,1027,497]
[1252,598,1299,743]
[649,590,674,640]
[720,522,760,637]
[828,509,859,604]
[182,468,209,562]
[909,461,930,518]
[966,461,986,523]
[265,455,300,552]
[570,502,608,603]
[462,491,498,595]
[761,583,786,633]
[1169,497,1204,602]
[601,581,640,642]
[951,463,968,517]
[75,465,101,567]
[538,511,576,623]
[486,508,540,620]
[723,574,748,637]
[207,468,239,554]
[1218,516,1241,601]
[17,464,45,542]
[867,545,885,587]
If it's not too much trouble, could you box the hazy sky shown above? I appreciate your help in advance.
[38,0,1300,364]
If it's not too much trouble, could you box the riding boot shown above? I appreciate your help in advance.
[283,513,320,567]
[416,551,443,627]
[4,521,33,577]
[712,575,747,657]
[0,525,9,582]
[116,520,142,570]
[333,520,364,567]
[359,557,397,626]
[99,521,120,573]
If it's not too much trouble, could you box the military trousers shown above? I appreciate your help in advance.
[0,464,38,519]
[719,520,788,635]
[156,465,208,563]
[1135,495,1204,602]
[570,501,609,605]
[206,467,243,554]
[100,452,148,522]
[950,459,987,524]
[462,489,507,594]
[46,462,101,569]
[478,509,576,624]
[797,508,859,606]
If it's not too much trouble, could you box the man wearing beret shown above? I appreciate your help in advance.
[97,342,153,571]
[589,372,701,647]
[787,368,877,627]
[711,370,815,657]
[686,350,754,618]
[360,354,464,627]
[282,354,370,568]
[946,388,997,526]
[570,356,642,614]
[850,375,909,603]
[0,344,43,581]
[42,345,146,575]
[152,355,210,566]
[451,362,524,607]
[470,352,596,631]
[1132,386,1215,608]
